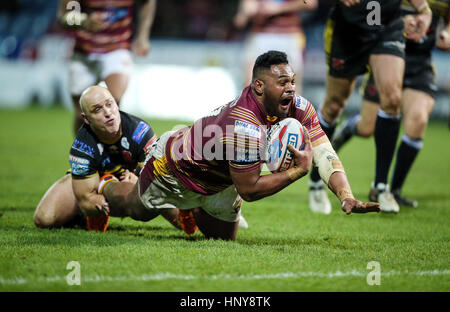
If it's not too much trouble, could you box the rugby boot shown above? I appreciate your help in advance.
[86,215,110,232]
[392,189,418,208]
[178,209,199,235]
[369,182,399,213]
[309,180,332,215]
[238,215,249,229]
[86,174,118,232]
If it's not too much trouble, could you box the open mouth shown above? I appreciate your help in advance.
[106,118,115,126]
[280,97,292,109]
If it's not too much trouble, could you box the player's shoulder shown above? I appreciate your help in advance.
[293,94,312,112]
[229,91,265,126]
[120,111,154,145]
[71,124,98,159]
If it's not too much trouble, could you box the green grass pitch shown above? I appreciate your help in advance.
[0,107,449,292]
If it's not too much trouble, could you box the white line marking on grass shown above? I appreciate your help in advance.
[1,270,449,286]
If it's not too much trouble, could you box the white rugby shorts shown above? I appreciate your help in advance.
[244,32,305,73]
[69,49,132,96]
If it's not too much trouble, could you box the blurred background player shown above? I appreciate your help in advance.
[331,0,450,209]
[308,0,432,214]
[96,51,380,241]
[33,86,184,232]
[233,0,318,93]
[58,0,157,133]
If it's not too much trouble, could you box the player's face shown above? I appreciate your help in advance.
[262,64,296,118]
[85,94,121,136]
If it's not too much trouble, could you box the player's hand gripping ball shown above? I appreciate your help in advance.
[265,118,305,173]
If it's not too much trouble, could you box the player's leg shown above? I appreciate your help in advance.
[69,53,98,134]
[100,49,132,104]
[104,73,130,104]
[368,53,404,212]
[34,174,81,228]
[192,208,239,241]
[72,95,83,133]
[101,177,181,229]
[332,72,380,151]
[332,99,379,151]
[309,74,356,214]
[192,186,242,240]
[390,88,434,207]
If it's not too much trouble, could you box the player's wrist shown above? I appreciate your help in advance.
[98,174,119,194]
[336,188,355,203]
[286,166,307,181]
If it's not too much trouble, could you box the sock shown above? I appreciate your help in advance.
[347,114,361,136]
[374,110,401,185]
[333,114,361,152]
[310,111,336,183]
[391,134,422,192]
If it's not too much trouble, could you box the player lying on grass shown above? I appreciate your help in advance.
[95,50,380,241]
[33,86,187,232]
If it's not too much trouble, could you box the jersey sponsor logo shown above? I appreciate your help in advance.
[234,120,261,138]
[72,139,95,158]
[104,8,129,23]
[121,137,130,150]
[69,154,89,165]
[295,95,307,111]
[132,121,150,144]
[331,57,345,70]
[69,155,90,176]
[234,146,260,163]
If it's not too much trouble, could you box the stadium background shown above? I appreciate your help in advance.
[0,0,448,120]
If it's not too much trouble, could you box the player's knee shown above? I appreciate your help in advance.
[322,99,345,122]
[358,126,374,138]
[33,210,57,228]
[380,88,402,114]
[405,112,428,137]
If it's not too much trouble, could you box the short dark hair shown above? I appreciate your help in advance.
[252,50,289,81]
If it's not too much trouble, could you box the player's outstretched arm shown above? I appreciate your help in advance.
[327,172,381,215]
[311,135,380,214]
[231,128,313,202]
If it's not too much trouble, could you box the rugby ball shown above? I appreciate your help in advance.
[265,118,305,173]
